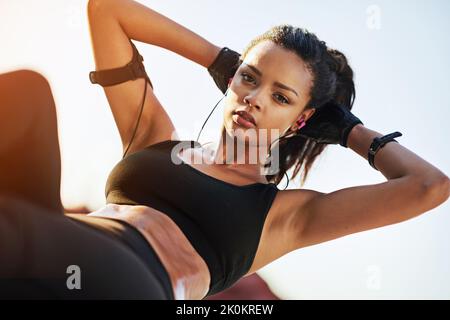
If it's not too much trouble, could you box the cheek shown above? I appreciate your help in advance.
[270,114,300,140]
[265,110,291,129]
[222,100,235,120]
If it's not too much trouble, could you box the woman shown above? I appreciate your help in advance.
[0,0,449,299]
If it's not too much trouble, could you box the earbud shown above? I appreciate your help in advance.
[296,118,306,130]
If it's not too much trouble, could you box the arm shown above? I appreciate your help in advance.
[87,0,223,153]
[296,124,450,249]
[347,124,447,181]
[91,0,221,68]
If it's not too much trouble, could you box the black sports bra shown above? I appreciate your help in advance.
[105,139,279,296]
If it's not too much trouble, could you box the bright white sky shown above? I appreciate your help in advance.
[1,0,449,299]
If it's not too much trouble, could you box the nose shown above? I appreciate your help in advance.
[243,91,263,110]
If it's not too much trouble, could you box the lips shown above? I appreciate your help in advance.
[234,110,256,126]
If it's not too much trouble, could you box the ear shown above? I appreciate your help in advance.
[303,108,316,122]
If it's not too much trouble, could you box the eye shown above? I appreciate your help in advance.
[241,72,255,83]
[274,93,289,105]
[241,72,289,104]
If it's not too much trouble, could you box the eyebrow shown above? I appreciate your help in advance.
[243,63,299,97]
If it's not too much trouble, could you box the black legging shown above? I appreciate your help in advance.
[0,70,173,299]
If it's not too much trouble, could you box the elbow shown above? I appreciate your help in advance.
[419,173,450,210]
[87,0,113,16]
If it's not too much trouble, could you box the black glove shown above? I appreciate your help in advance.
[298,102,363,147]
[207,47,241,94]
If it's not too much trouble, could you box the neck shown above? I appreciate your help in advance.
[208,126,271,183]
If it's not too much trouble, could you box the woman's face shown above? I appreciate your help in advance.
[223,40,315,147]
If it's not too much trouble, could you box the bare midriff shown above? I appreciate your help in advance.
[88,203,211,300]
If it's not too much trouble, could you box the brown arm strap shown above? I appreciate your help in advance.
[89,40,153,88]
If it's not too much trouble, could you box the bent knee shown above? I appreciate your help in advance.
[0,69,52,102]
[0,69,55,123]
[2,69,50,89]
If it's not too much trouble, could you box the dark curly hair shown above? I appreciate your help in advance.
[240,24,356,187]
